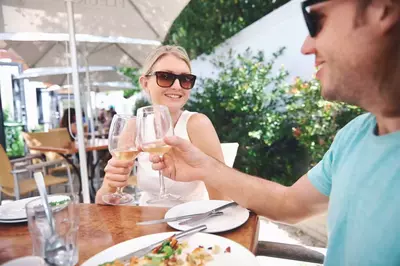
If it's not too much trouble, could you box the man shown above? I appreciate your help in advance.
[104,0,400,265]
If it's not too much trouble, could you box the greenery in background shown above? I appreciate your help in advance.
[122,1,292,97]
[132,96,151,115]
[164,0,291,59]
[285,78,364,167]
[187,49,364,185]
[119,67,141,99]
[2,108,25,157]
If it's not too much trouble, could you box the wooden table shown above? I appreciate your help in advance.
[28,138,109,155]
[0,205,259,265]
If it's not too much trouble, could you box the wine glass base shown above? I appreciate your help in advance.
[146,194,182,205]
[103,193,133,205]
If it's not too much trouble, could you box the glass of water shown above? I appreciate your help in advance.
[25,193,80,266]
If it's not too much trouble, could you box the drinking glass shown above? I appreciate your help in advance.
[26,193,79,266]
[102,114,140,205]
[136,105,178,204]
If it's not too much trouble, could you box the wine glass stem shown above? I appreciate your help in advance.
[159,170,166,196]
[158,155,166,197]
[116,187,123,195]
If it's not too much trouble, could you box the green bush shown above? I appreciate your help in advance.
[2,107,25,157]
[286,77,364,167]
[188,49,364,185]
[4,122,25,158]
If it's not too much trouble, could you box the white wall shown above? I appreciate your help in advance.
[24,80,39,131]
[0,65,18,120]
[191,0,315,84]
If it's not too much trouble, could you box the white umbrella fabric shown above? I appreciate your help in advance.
[0,0,189,203]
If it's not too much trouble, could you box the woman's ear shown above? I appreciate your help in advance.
[139,75,149,93]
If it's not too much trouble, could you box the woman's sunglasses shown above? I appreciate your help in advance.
[146,71,197,90]
[302,0,328,37]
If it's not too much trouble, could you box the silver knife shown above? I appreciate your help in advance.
[179,211,224,226]
[112,224,207,265]
[136,212,210,225]
[179,202,238,225]
[136,201,238,226]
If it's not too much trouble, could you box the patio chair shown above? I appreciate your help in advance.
[256,241,325,264]
[0,145,70,202]
[221,143,239,167]
[22,130,77,176]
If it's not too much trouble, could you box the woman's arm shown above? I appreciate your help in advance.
[187,113,227,200]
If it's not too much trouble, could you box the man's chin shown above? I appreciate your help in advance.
[320,87,337,101]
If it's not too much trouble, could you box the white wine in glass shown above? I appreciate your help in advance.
[102,114,139,205]
[141,140,172,155]
[136,105,178,204]
[113,147,141,160]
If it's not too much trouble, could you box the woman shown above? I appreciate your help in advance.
[60,108,78,140]
[96,45,226,206]
[59,108,88,140]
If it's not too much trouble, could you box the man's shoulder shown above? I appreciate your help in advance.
[339,112,373,135]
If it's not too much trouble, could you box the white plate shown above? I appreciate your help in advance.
[0,197,39,220]
[82,232,259,266]
[1,256,45,266]
[0,218,27,224]
[165,200,250,233]
[0,195,70,220]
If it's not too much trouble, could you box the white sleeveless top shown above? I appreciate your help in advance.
[136,110,209,206]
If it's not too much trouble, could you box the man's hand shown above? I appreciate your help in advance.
[150,136,214,182]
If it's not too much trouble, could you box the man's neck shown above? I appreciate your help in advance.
[375,114,400,135]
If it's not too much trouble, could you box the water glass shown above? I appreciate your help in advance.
[25,193,80,266]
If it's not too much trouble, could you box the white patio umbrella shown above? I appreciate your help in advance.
[0,0,189,203]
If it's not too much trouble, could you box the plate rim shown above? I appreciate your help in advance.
[165,200,250,233]
[0,195,71,220]
[81,231,258,266]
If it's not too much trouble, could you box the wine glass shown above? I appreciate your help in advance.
[136,105,178,204]
[102,114,140,205]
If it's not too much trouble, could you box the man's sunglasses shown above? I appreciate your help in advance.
[146,71,196,90]
[302,0,328,37]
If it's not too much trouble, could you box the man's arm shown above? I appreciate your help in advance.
[152,136,329,224]
[205,160,329,224]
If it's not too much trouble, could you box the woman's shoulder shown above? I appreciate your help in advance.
[186,112,215,132]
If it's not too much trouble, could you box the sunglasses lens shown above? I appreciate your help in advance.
[179,75,196,89]
[156,72,175,87]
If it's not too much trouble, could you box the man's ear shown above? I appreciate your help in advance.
[371,0,400,34]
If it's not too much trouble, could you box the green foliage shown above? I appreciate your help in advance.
[132,96,151,115]
[3,107,9,122]
[187,48,304,185]
[164,0,291,59]
[188,49,364,185]
[4,122,25,158]
[119,67,141,99]
[2,107,25,157]
[285,78,364,167]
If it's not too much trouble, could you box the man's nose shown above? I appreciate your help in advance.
[301,35,316,55]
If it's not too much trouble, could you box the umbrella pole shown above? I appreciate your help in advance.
[84,54,99,187]
[65,0,91,203]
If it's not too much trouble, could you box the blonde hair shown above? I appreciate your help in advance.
[141,45,191,76]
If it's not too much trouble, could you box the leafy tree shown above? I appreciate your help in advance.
[119,67,141,99]
[164,0,291,59]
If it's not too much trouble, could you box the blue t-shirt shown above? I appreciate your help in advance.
[308,113,400,266]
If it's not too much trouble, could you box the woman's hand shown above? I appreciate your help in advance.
[95,157,134,204]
